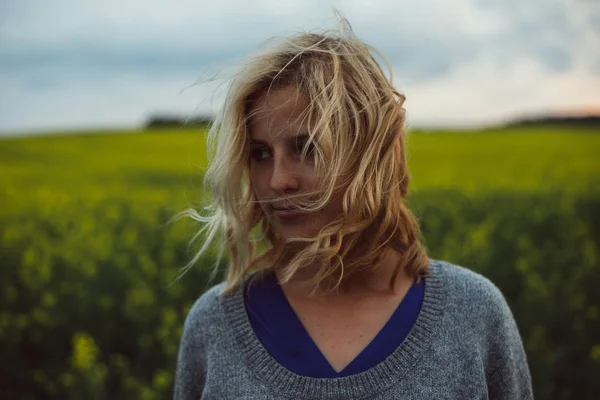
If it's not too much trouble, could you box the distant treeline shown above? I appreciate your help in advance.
[145,114,600,130]
[145,115,214,129]
[507,115,600,129]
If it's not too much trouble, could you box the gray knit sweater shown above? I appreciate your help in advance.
[174,259,533,399]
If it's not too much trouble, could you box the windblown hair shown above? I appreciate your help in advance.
[178,17,429,293]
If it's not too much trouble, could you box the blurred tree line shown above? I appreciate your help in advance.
[145,115,213,130]
[145,113,600,130]
[507,115,600,129]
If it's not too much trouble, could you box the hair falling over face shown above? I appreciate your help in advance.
[176,13,429,294]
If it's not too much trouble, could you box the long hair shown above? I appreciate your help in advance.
[177,16,429,293]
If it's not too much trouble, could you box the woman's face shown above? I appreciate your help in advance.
[248,85,342,240]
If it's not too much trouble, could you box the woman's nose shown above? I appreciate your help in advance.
[270,156,300,194]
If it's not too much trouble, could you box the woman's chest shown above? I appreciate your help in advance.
[287,295,404,372]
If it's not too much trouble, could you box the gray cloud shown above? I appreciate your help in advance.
[1,0,599,133]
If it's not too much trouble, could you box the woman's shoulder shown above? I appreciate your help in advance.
[429,259,513,320]
[428,260,532,397]
[183,282,228,329]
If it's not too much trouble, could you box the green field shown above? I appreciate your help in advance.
[1,126,599,399]
[407,126,599,193]
[1,126,598,214]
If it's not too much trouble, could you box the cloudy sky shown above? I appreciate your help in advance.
[1,0,599,134]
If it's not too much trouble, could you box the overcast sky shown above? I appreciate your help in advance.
[1,0,599,134]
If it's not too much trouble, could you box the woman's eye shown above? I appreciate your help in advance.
[250,148,271,161]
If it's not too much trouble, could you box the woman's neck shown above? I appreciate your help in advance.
[275,246,413,299]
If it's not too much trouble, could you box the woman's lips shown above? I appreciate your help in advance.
[271,207,303,219]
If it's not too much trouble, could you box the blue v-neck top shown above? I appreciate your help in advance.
[244,271,425,378]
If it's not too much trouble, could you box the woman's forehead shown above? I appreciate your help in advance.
[248,86,311,141]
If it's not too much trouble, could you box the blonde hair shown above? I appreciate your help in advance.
[178,16,429,293]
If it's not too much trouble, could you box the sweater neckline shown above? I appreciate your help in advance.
[221,259,447,400]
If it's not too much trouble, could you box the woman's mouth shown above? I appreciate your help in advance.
[271,206,303,219]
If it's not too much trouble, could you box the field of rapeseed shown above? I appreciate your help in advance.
[1,126,599,399]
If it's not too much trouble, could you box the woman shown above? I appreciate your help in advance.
[174,20,533,400]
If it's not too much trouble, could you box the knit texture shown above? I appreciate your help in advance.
[174,259,533,399]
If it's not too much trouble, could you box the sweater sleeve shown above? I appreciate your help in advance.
[173,295,209,400]
[484,284,534,400]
